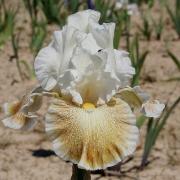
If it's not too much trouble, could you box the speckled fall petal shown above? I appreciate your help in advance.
[2,86,43,130]
[45,98,139,170]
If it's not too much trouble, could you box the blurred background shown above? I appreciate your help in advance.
[0,0,179,179]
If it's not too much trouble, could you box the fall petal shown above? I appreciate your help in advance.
[2,112,36,130]
[3,101,21,116]
[45,98,139,170]
[1,86,43,130]
[21,86,43,113]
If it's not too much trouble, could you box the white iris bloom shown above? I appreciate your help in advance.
[1,10,164,171]
[34,10,135,106]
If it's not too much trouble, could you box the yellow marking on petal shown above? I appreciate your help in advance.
[2,87,42,130]
[4,101,21,116]
[45,98,139,170]
[82,103,95,110]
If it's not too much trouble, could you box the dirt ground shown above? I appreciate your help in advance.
[0,0,180,180]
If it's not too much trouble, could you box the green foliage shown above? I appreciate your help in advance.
[23,0,47,54]
[136,115,147,128]
[138,13,152,41]
[67,0,80,13]
[0,0,16,46]
[22,0,39,23]
[129,0,154,8]
[11,32,34,80]
[167,50,180,71]
[152,15,164,40]
[31,21,46,54]
[166,0,180,38]
[39,0,62,25]
[113,9,130,49]
[94,0,115,23]
[10,33,23,80]
[141,96,180,168]
[129,35,149,86]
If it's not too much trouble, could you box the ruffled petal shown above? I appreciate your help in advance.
[89,22,115,48]
[71,70,119,105]
[67,10,100,32]
[70,47,94,74]
[34,47,60,91]
[51,26,77,71]
[35,26,77,91]
[3,101,21,117]
[2,113,37,130]
[1,86,43,130]
[76,32,101,54]
[45,98,139,170]
[114,49,135,87]
[141,100,165,118]
[58,69,79,91]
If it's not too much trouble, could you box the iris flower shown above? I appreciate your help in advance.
[1,10,164,171]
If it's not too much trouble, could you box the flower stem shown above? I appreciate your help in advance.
[71,164,91,180]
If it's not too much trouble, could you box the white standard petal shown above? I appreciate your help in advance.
[34,47,60,91]
[67,10,100,32]
[72,71,119,105]
[68,49,121,104]
[89,22,115,48]
[75,32,101,54]
[141,100,165,118]
[96,49,134,88]
[114,49,135,87]
[51,25,77,72]
[70,47,94,74]
[58,69,79,91]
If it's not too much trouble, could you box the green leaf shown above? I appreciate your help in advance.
[31,23,46,54]
[167,50,180,70]
[136,115,147,128]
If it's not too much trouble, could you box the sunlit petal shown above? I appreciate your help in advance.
[67,10,100,32]
[114,49,135,87]
[89,22,115,48]
[2,113,36,130]
[45,98,139,170]
[75,32,101,54]
[34,46,60,91]
[52,26,77,71]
